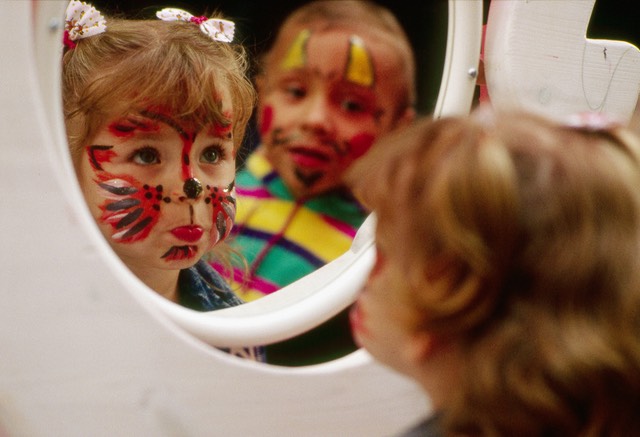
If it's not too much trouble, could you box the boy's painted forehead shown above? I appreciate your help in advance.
[279,28,375,88]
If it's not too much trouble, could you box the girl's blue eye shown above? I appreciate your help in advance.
[201,146,221,164]
[132,147,160,165]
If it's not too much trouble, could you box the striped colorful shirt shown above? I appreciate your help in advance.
[212,152,368,302]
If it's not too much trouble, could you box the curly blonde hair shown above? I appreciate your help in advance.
[348,110,640,436]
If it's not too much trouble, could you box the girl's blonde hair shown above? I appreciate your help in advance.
[63,13,256,168]
[348,110,640,436]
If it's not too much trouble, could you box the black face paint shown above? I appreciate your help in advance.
[294,168,323,187]
[183,177,203,199]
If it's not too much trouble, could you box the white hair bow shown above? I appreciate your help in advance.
[64,0,107,47]
[156,8,235,43]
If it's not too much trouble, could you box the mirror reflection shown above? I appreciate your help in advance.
[67,0,450,366]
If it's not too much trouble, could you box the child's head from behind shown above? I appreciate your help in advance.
[63,12,255,280]
[349,110,640,435]
[256,0,416,199]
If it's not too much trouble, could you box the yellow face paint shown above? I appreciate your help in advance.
[281,29,311,70]
[345,35,374,87]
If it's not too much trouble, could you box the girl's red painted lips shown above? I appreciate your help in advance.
[171,225,204,243]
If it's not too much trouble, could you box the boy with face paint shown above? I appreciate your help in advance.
[62,2,264,361]
[215,0,416,301]
[213,0,416,365]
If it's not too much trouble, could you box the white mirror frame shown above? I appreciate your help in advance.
[15,0,482,352]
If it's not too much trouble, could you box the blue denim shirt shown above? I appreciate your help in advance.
[179,260,266,362]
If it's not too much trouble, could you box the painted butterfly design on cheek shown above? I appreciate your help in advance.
[97,175,166,243]
[88,145,167,243]
[204,181,236,246]
[88,144,236,248]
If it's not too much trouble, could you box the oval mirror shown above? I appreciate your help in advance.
[56,0,484,365]
[55,0,640,367]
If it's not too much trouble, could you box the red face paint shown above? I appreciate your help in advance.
[95,172,164,243]
[259,105,274,136]
[348,132,375,160]
[108,118,160,139]
[204,181,237,246]
[181,137,194,181]
[87,145,116,171]
[171,225,204,243]
[161,246,198,261]
[91,110,236,252]
[133,109,195,183]
[208,113,234,139]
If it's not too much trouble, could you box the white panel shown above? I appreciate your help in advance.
[484,0,640,122]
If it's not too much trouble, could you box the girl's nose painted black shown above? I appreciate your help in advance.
[183,177,203,199]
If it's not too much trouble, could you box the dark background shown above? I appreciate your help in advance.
[91,0,640,115]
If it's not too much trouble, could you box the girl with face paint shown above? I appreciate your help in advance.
[347,109,640,436]
[62,2,264,361]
